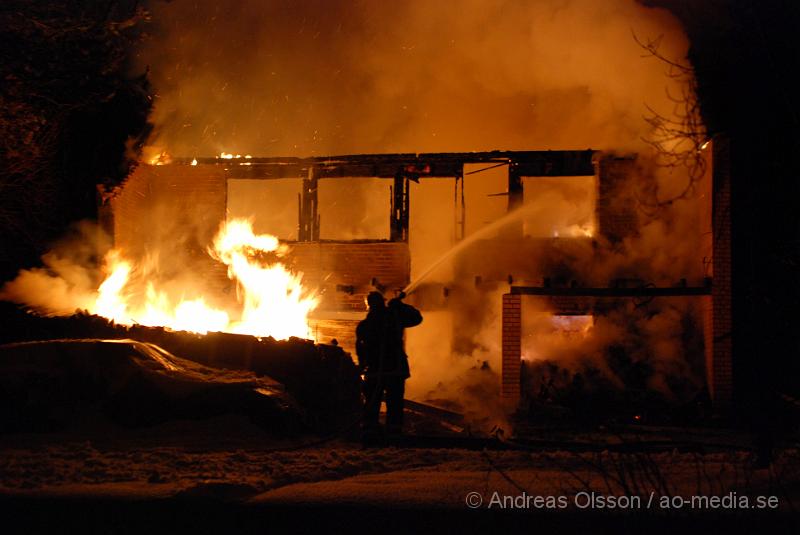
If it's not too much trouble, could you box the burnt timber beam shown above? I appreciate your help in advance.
[170,150,596,180]
[507,161,523,212]
[510,285,712,297]
[390,174,410,241]
[298,167,319,241]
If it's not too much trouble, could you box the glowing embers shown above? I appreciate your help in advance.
[550,225,594,238]
[218,152,252,163]
[90,219,318,340]
[148,151,171,166]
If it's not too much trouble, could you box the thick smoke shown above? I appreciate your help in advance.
[520,297,705,405]
[405,287,513,429]
[137,0,687,157]
[0,222,111,315]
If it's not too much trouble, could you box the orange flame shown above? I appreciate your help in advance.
[94,250,131,323]
[90,219,318,339]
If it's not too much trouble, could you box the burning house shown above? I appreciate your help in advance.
[0,0,747,429]
[93,139,730,417]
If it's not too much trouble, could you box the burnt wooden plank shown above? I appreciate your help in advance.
[169,150,597,179]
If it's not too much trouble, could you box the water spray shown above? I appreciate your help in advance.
[402,201,544,296]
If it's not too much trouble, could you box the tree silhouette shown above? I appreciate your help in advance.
[634,31,708,215]
[0,1,152,278]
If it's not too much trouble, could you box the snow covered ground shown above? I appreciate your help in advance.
[1,420,797,508]
[1,418,799,534]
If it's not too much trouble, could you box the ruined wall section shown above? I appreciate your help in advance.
[287,241,411,355]
[501,293,522,405]
[110,164,230,296]
[287,242,410,312]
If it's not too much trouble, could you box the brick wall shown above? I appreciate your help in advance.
[110,164,150,254]
[110,164,230,293]
[286,241,410,312]
[501,293,522,405]
[296,241,411,357]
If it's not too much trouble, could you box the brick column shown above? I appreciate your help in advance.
[501,293,521,407]
[706,135,733,408]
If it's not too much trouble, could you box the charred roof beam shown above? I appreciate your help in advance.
[172,150,597,180]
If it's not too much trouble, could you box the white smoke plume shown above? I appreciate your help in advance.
[0,221,111,315]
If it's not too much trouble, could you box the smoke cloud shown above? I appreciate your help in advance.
[136,0,688,157]
[520,296,705,404]
[0,221,111,315]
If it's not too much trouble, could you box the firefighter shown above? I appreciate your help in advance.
[356,291,422,437]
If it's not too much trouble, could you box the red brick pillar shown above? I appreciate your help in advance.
[501,293,521,407]
[706,135,733,408]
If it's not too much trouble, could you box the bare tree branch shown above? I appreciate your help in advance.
[632,31,708,217]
